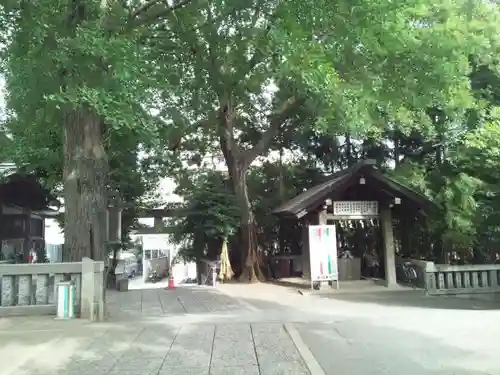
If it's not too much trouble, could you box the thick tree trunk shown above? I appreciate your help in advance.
[63,106,108,261]
[229,164,264,282]
[219,125,262,281]
[218,95,300,282]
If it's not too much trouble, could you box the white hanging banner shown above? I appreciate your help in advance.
[308,225,339,283]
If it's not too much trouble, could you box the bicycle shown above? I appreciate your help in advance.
[397,261,418,288]
[404,263,418,288]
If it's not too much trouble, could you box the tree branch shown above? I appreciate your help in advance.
[130,0,164,19]
[243,95,304,166]
[129,0,192,27]
[232,5,278,85]
[205,3,224,96]
[218,94,246,171]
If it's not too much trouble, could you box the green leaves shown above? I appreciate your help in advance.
[166,171,240,260]
[1,0,176,180]
[2,0,500,262]
[272,0,499,136]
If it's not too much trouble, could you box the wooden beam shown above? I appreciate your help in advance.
[326,214,379,220]
[136,208,184,218]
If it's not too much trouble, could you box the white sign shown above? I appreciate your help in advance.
[333,201,378,216]
[308,225,338,282]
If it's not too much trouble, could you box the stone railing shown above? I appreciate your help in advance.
[0,257,105,321]
[415,261,500,296]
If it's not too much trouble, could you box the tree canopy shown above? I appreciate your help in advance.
[1,0,500,273]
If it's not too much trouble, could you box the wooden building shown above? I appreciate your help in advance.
[0,166,57,263]
[273,159,438,287]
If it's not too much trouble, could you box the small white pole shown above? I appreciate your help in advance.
[212,267,217,287]
[56,282,67,319]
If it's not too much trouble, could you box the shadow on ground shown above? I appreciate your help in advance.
[1,285,499,375]
[0,285,310,375]
[257,277,500,311]
[316,290,500,310]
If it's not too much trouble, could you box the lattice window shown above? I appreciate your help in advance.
[333,201,378,216]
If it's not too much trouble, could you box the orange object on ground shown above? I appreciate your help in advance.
[167,268,175,289]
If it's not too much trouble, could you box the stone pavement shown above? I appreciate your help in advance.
[1,283,500,375]
[2,321,309,375]
[295,320,498,375]
[218,283,500,375]
[105,284,253,320]
[0,286,311,375]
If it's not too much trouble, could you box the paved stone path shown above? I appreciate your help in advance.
[4,322,309,375]
[0,286,310,375]
[105,285,252,320]
[295,320,497,375]
[219,283,500,375]
[1,283,500,375]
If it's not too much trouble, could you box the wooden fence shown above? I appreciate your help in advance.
[0,257,105,321]
[411,260,500,296]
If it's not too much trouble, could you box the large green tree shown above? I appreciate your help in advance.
[0,0,191,260]
[3,0,500,275]
[151,0,500,280]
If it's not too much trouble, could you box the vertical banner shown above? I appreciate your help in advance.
[308,225,338,282]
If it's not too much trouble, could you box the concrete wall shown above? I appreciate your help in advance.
[172,261,197,283]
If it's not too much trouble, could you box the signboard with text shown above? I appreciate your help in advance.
[308,225,338,282]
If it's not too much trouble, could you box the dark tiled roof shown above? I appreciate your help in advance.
[272,169,350,216]
[0,172,56,211]
[272,160,438,217]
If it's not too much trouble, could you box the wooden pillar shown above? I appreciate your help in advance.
[318,208,327,225]
[23,209,32,263]
[400,214,411,257]
[107,205,122,243]
[153,217,164,232]
[380,206,398,287]
[278,219,285,255]
[301,218,310,280]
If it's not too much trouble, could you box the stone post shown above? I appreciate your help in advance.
[380,206,398,287]
[318,209,328,225]
[1,276,14,306]
[81,257,105,321]
[81,257,95,320]
[95,262,105,321]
